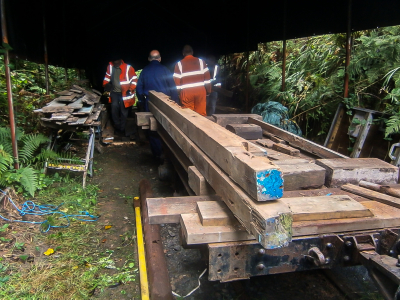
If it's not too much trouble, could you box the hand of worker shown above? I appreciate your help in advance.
[104,83,113,92]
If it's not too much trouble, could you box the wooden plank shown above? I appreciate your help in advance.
[136,112,153,126]
[272,143,300,156]
[197,201,235,226]
[341,184,400,209]
[316,158,399,187]
[193,201,400,242]
[152,104,292,249]
[256,139,275,149]
[84,104,103,125]
[50,113,70,121]
[42,106,74,113]
[67,98,83,109]
[212,114,263,128]
[65,116,79,123]
[149,117,158,131]
[188,166,215,196]
[359,180,400,198]
[281,195,373,221]
[149,91,283,202]
[282,187,371,202]
[274,159,310,165]
[350,112,372,158]
[293,201,400,236]
[180,213,255,244]
[69,88,83,94]
[199,195,372,224]
[147,195,221,224]
[226,124,263,140]
[72,106,94,116]
[68,117,88,125]
[58,94,77,102]
[158,126,192,171]
[57,90,73,96]
[276,163,326,191]
[270,135,287,144]
[248,117,348,159]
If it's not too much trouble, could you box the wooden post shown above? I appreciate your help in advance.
[42,5,49,95]
[245,51,250,112]
[325,0,352,149]
[343,0,352,100]
[281,39,287,92]
[1,0,19,169]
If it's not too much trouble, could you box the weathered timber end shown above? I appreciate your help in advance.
[316,158,399,187]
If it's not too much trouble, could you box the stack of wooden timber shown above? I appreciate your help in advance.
[34,85,103,127]
[147,91,400,250]
[147,187,400,246]
[148,91,291,249]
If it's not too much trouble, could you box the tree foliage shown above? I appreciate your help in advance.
[221,25,400,141]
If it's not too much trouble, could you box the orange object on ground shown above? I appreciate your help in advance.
[173,55,211,116]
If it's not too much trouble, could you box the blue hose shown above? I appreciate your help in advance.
[0,188,98,233]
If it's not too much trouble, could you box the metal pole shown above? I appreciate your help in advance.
[281,39,287,92]
[343,0,352,99]
[1,0,19,169]
[42,4,49,95]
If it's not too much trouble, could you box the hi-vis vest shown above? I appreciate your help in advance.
[173,55,211,94]
[103,60,138,108]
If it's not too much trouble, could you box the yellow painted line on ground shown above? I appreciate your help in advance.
[135,206,150,300]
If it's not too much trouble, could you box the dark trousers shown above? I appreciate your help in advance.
[206,91,218,116]
[110,92,129,133]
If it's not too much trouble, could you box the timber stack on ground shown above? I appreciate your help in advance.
[34,85,103,128]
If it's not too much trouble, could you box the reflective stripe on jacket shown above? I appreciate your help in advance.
[173,55,211,94]
[102,60,138,107]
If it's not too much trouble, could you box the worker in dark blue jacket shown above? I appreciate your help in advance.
[136,50,179,112]
[136,50,179,162]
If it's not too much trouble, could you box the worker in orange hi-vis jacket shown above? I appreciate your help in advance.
[173,45,211,116]
[103,57,138,137]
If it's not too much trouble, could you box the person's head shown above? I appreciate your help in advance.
[148,50,161,62]
[112,59,122,67]
[182,45,193,57]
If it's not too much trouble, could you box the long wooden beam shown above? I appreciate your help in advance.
[248,117,348,159]
[149,91,283,201]
[149,101,292,249]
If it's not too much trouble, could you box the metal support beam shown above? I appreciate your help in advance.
[1,0,19,169]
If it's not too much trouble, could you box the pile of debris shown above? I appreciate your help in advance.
[34,85,104,127]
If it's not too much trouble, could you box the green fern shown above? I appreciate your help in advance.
[0,126,79,196]
[385,114,400,137]
[17,167,38,197]
[0,145,13,175]
[18,133,49,165]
